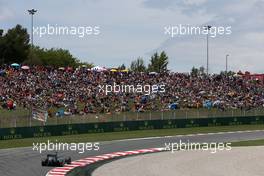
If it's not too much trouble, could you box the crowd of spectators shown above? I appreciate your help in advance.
[1,65,264,116]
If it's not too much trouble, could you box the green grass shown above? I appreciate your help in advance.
[0,124,264,149]
[232,139,264,147]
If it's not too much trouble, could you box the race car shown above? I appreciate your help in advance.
[41,153,71,167]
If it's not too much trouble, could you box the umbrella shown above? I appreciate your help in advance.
[66,67,73,71]
[199,90,206,95]
[121,69,129,73]
[59,67,65,70]
[110,69,118,72]
[21,66,30,70]
[0,70,6,76]
[91,66,107,72]
[169,103,178,110]
[11,63,20,67]
[149,72,158,75]
[203,100,212,109]
[213,100,221,106]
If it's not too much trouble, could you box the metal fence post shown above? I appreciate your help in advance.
[30,115,32,127]
[29,108,32,127]
[123,113,126,121]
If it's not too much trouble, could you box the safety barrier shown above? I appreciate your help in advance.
[0,116,263,140]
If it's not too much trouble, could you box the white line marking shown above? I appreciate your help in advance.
[110,129,264,142]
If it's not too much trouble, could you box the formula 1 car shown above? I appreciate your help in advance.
[41,153,71,167]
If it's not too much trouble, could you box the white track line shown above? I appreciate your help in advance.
[3,129,264,152]
[110,129,264,142]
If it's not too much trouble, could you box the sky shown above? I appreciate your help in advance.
[0,0,264,73]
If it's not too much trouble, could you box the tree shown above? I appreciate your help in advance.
[191,66,206,76]
[76,60,94,68]
[118,63,126,70]
[2,25,30,64]
[148,51,169,73]
[0,29,4,65]
[130,57,146,72]
[199,66,205,75]
[31,46,80,67]
[148,52,159,72]
[220,70,235,76]
[191,67,199,76]
[29,46,94,67]
[0,24,94,67]
[24,49,43,65]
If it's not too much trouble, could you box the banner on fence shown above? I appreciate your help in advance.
[32,108,48,122]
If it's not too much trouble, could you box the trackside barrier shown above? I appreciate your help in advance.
[0,116,263,140]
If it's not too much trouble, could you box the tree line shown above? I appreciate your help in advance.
[129,51,169,73]
[0,24,170,72]
[0,24,91,67]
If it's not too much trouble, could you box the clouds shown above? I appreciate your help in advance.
[0,1,14,21]
[1,0,264,72]
[142,0,264,73]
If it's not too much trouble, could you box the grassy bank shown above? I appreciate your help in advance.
[232,139,264,147]
[0,124,263,149]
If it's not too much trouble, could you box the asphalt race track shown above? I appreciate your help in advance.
[0,130,264,176]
